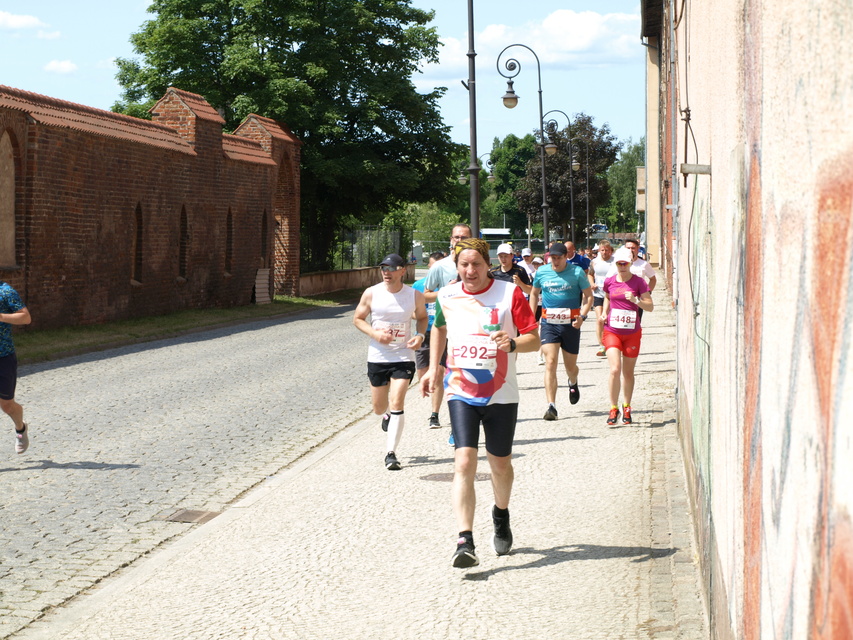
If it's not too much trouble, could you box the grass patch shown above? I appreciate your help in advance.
[14,290,363,364]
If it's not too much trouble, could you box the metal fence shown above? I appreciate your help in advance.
[302,225,404,273]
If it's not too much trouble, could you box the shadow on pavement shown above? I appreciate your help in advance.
[513,435,595,445]
[0,459,141,473]
[463,543,679,580]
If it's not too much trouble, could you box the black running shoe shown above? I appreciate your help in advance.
[384,452,401,470]
[428,413,440,428]
[543,405,558,421]
[381,413,390,432]
[492,506,513,556]
[622,406,632,425]
[452,538,479,568]
[607,407,620,425]
[569,380,580,405]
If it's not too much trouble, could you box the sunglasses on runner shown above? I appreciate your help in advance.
[616,261,630,266]
[380,265,401,272]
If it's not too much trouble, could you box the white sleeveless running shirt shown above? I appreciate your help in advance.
[367,283,417,363]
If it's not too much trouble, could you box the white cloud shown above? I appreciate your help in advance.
[0,11,47,29]
[96,57,118,69]
[424,9,641,77]
[44,60,78,74]
[37,29,61,40]
[483,10,642,69]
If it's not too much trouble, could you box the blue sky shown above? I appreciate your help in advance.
[0,1,645,149]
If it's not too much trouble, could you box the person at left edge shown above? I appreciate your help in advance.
[0,280,32,454]
[353,254,428,471]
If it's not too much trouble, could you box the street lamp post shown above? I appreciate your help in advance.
[497,44,551,247]
[465,0,480,237]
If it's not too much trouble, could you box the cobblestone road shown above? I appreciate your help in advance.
[2,277,707,639]
[1,304,370,638]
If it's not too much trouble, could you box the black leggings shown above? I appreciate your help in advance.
[448,400,518,457]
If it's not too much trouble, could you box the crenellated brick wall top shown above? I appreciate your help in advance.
[232,115,302,155]
[222,134,277,165]
[151,87,226,124]
[0,84,195,155]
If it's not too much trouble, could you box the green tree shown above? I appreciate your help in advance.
[486,134,536,235]
[598,137,646,233]
[515,113,619,245]
[113,0,458,270]
[384,202,464,258]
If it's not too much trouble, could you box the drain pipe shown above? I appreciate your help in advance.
[670,0,680,301]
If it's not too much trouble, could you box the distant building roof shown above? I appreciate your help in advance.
[0,85,196,156]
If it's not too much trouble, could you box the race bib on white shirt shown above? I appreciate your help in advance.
[543,307,579,324]
[373,321,409,344]
[609,309,637,330]
[452,334,498,372]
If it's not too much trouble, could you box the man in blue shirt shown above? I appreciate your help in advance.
[565,241,591,273]
[529,243,593,420]
[0,281,32,454]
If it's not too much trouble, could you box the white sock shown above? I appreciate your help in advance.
[387,410,404,452]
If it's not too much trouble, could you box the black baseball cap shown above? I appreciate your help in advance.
[379,254,405,268]
[548,242,568,256]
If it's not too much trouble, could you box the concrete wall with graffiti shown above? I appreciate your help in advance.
[646,1,853,637]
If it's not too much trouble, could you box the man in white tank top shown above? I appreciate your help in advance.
[588,240,615,356]
[353,254,428,470]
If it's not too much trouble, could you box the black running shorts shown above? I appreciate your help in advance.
[448,399,518,458]
[367,361,416,387]
[0,353,18,400]
[540,321,581,354]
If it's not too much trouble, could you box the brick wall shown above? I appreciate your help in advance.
[0,86,301,330]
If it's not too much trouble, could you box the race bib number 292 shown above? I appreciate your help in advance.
[452,334,497,371]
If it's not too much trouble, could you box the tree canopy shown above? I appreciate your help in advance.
[514,113,619,245]
[483,133,537,236]
[599,137,646,233]
[113,0,459,270]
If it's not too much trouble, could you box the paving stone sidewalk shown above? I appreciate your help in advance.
[12,280,707,640]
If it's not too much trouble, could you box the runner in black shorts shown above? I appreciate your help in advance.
[0,280,32,454]
[420,238,539,568]
[353,254,428,471]
[529,243,593,421]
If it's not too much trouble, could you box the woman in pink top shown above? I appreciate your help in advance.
[602,247,654,425]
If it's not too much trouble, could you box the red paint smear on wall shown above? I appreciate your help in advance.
[817,520,853,639]
[741,3,764,635]
[811,154,853,639]
[812,158,852,414]
[742,149,763,640]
